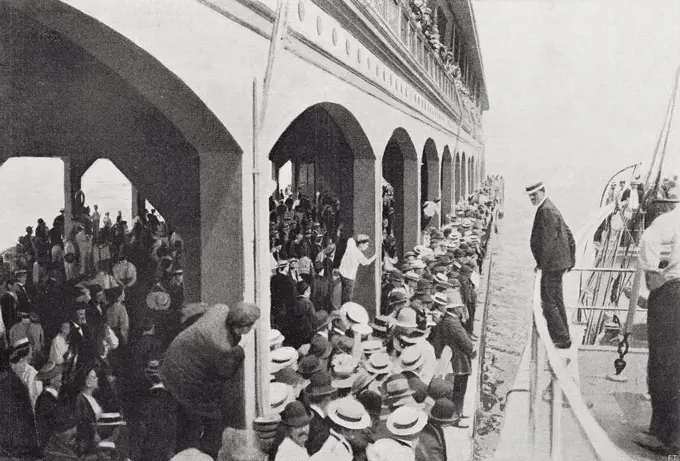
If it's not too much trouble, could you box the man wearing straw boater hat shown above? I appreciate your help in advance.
[526,181,575,349]
[339,234,377,304]
[635,191,680,456]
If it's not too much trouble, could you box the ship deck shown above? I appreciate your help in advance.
[495,320,665,461]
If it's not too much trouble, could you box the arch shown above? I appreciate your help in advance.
[382,128,419,259]
[454,152,462,204]
[3,0,247,425]
[269,102,377,310]
[461,153,468,202]
[441,147,453,223]
[1,1,244,305]
[420,138,440,230]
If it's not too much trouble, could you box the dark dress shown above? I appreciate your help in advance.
[35,389,75,449]
[0,369,39,457]
[283,296,315,349]
[130,385,177,461]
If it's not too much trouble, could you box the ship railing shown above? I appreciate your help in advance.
[529,268,637,461]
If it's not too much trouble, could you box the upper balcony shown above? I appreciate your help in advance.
[247,0,487,140]
[358,0,486,134]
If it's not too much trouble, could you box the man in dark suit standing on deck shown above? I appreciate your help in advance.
[527,181,575,349]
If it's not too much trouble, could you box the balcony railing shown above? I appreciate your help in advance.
[362,0,481,136]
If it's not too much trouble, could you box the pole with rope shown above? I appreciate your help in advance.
[252,0,291,425]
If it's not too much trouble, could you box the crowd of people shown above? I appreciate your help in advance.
[0,175,501,461]
[0,197,189,460]
[263,179,500,461]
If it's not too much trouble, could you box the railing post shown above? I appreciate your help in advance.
[550,374,563,461]
[529,318,539,459]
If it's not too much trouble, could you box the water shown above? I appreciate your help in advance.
[473,184,598,460]
[0,158,141,250]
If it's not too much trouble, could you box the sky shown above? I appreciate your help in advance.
[474,0,680,225]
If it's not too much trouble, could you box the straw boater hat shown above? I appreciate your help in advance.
[343,302,370,326]
[351,323,373,337]
[269,347,299,373]
[269,382,294,415]
[97,413,126,427]
[146,291,171,311]
[361,340,384,356]
[434,273,453,288]
[365,352,393,375]
[10,338,30,361]
[525,181,544,194]
[398,346,424,372]
[332,363,358,389]
[268,329,285,350]
[327,398,371,430]
[386,406,428,437]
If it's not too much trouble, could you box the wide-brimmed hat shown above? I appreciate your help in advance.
[386,406,428,437]
[404,271,421,283]
[394,308,418,329]
[36,362,63,382]
[309,335,333,359]
[398,346,424,372]
[362,340,384,356]
[443,291,464,309]
[370,315,391,333]
[411,259,426,270]
[281,401,311,427]
[270,347,299,373]
[365,352,392,375]
[387,271,404,284]
[384,376,415,403]
[97,413,126,427]
[351,372,376,396]
[428,398,459,425]
[312,311,332,331]
[343,302,370,325]
[327,398,371,430]
[388,291,409,307]
[270,382,294,415]
[146,291,171,311]
[304,370,337,398]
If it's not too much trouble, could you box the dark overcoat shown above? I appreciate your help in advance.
[530,198,575,271]
[160,304,244,419]
[433,314,473,376]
